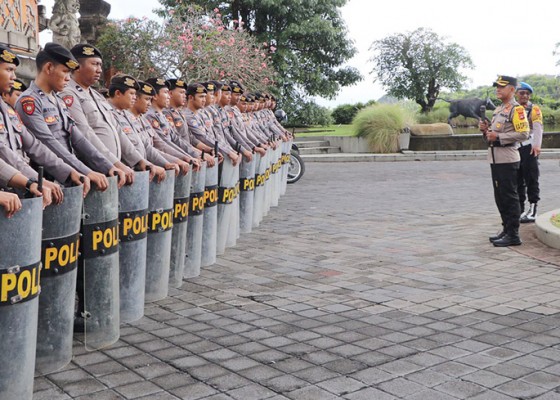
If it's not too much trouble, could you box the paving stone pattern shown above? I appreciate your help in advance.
[34,160,560,399]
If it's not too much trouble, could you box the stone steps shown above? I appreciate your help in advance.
[294,137,342,155]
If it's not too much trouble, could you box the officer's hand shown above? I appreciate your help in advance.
[218,153,224,164]
[531,146,541,157]
[228,152,239,166]
[164,162,180,176]
[69,170,90,197]
[479,120,489,134]
[88,171,109,191]
[486,131,498,142]
[203,153,215,167]
[0,192,22,218]
[43,180,64,205]
[189,157,201,172]
[122,165,135,186]
[151,165,166,183]
[243,150,253,162]
[177,160,190,175]
[255,146,266,156]
[109,167,127,188]
[29,183,51,209]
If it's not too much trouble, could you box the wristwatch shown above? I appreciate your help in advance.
[25,178,38,191]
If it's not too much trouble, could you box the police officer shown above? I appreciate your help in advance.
[479,76,529,247]
[0,44,90,202]
[515,82,543,223]
[15,43,115,191]
[62,44,147,185]
[107,74,176,182]
[1,78,26,109]
[217,82,253,161]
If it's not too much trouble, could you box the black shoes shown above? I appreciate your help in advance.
[489,231,506,243]
[493,233,522,247]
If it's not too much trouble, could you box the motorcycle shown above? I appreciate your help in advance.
[274,109,305,184]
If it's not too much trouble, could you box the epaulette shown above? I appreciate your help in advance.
[76,85,83,92]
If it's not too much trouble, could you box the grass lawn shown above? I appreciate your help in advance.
[294,124,356,137]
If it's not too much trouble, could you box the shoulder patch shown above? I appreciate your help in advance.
[63,95,74,107]
[20,97,36,115]
[165,114,174,125]
[7,107,15,115]
[532,105,543,124]
[151,119,160,129]
[512,105,529,132]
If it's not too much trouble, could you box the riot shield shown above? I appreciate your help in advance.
[226,161,240,247]
[201,159,219,267]
[36,185,82,374]
[185,162,206,278]
[239,157,256,233]
[169,170,192,288]
[263,148,272,216]
[0,197,42,400]
[145,170,175,302]
[82,176,119,351]
[217,157,236,255]
[118,172,149,323]
[252,153,266,228]
[271,145,281,208]
[280,140,291,195]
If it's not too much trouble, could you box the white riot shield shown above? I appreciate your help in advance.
[82,176,119,351]
[252,153,266,228]
[271,144,281,207]
[217,157,236,255]
[239,157,256,233]
[226,161,240,247]
[263,149,272,216]
[280,140,291,195]
[169,170,192,288]
[145,170,175,302]
[118,172,149,323]
[201,159,219,267]
[0,197,42,400]
[185,163,206,278]
[36,185,82,374]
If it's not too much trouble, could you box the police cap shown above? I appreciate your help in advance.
[221,82,232,92]
[0,45,19,66]
[201,81,216,92]
[42,42,79,70]
[12,79,27,91]
[493,75,517,88]
[230,80,244,93]
[70,44,103,60]
[167,78,186,90]
[137,81,156,96]
[186,83,207,96]
[209,80,223,91]
[517,82,533,94]
[146,77,170,92]
[110,74,140,92]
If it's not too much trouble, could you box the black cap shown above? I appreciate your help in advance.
[110,74,140,91]
[230,80,243,93]
[186,83,207,96]
[0,45,19,66]
[137,81,156,96]
[493,75,517,88]
[146,77,170,92]
[70,44,103,60]
[220,82,232,92]
[12,79,27,91]
[201,81,216,92]
[167,79,187,90]
[42,42,79,70]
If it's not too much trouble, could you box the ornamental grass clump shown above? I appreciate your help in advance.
[353,104,416,153]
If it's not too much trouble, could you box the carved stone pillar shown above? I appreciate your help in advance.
[78,0,111,45]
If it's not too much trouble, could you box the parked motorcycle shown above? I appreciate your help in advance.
[274,109,305,184]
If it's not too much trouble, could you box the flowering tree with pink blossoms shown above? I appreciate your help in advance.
[96,7,276,91]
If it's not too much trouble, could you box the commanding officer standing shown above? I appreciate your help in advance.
[16,43,115,191]
[479,76,529,247]
[0,44,89,201]
[515,82,543,223]
[62,44,149,185]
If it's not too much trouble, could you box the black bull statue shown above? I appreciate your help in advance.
[444,98,496,125]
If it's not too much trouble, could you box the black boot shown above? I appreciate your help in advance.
[493,231,522,247]
[489,231,506,243]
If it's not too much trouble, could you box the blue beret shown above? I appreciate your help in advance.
[517,82,533,94]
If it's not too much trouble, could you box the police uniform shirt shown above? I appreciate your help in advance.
[61,79,144,168]
[0,157,19,188]
[111,108,170,167]
[16,82,113,175]
[178,108,201,147]
[229,105,261,148]
[135,113,187,162]
[525,102,544,148]
[208,105,237,152]
[239,110,265,146]
[0,100,74,183]
[184,108,217,149]
[160,107,200,157]
[220,105,252,152]
[243,112,267,144]
[200,107,234,155]
[488,98,530,164]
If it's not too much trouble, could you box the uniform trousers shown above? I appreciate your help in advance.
[517,144,540,209]
[491,162,521,234]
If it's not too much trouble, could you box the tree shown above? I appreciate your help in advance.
[369,28,474,113]
[95,9,276,91]
[157,0,362,100]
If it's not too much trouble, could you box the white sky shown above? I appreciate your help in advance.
[39,0,560,107]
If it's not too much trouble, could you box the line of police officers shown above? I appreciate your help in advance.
[0,42,293,399]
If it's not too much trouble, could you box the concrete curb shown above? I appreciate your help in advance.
[302,149,560,162]
[535,210,560,250]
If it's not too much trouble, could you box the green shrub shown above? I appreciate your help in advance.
[353,104,417,153]
[332,104,360,125]
[540,105,560,126]
[282,100,333,126]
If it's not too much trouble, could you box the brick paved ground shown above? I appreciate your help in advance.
[34,159,560,400]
